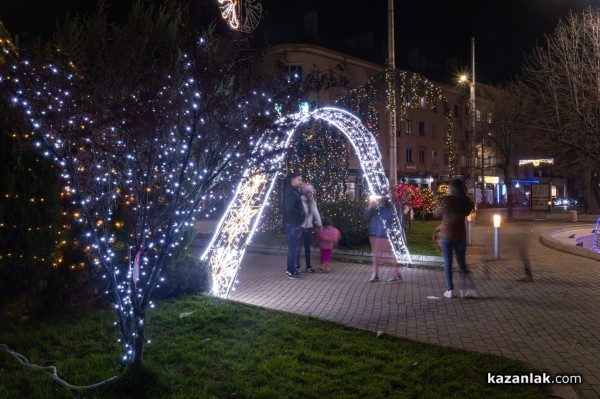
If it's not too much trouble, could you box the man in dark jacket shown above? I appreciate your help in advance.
[283,172,305,279]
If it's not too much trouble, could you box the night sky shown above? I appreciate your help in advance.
[1,0,598,83]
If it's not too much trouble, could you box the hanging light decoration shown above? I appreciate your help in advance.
[218,0,263,33]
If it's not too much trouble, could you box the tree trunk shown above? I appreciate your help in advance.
[504,170,514,221]
[584,169,600,213]
[132,311,146,369]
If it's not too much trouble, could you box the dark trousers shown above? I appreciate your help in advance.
[296,227,313,270]
[286,224,303,275]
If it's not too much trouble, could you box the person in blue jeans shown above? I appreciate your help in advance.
[283,172,305,279]
[435,179,477,298]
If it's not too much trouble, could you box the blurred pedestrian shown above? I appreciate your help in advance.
[365,196,403,283]
[434,179,477,298]
[314,217,340,273]
[296,183,322,273]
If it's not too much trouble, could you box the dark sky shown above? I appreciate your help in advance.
[1,0,598,83]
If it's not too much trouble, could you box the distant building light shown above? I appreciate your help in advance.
[518,158,554,167]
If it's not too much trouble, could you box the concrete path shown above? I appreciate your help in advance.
[227,220,600,399]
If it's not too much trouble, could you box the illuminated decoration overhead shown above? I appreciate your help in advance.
[518,158,554,167]
[202,107,412,298]
[218,0,263,33]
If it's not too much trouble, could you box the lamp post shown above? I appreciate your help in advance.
[493,213,501,260]
[460,38,482,206]
[387,0,397,186]
[466,212,473,246]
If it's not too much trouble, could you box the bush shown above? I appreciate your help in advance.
[153,255,210,299]
[319,199,369,248]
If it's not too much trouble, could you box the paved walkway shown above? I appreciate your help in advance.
[226,220,600,399]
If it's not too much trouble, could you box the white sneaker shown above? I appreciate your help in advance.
[461,289,479,298]
[443,290,453,298]
[369,274,380,283]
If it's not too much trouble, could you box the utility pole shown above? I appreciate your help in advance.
[387,0,397,186]
[469,37,484,205]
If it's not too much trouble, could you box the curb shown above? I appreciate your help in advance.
[245,245,444,269]
[539,225,600,262]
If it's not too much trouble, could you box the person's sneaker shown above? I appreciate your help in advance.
[387,275,403,283]
[460,289,479,298]
[369,274,380,283]
[295,267,300,274]
[288,272,303,280]
[443,290,453,298]
[305,267,315,273]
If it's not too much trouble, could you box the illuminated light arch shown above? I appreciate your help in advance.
[202,107,412,298]
[593,216,600,253]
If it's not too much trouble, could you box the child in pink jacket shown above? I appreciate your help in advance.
[314,217,341,273]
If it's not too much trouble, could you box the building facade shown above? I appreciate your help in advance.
[254,43,467,200]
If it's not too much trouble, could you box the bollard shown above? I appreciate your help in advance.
[466,213,473,246]
[493,214,501,260]
[569,210,578,222]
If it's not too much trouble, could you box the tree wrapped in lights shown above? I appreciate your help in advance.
[0,2,292,369]
[392,182,422,209]
[0,103,62,315]
[416,187,434,220]
[288,122,350,203]
[337,69,457,175]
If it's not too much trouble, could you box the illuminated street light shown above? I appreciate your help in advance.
[493,214,501,259]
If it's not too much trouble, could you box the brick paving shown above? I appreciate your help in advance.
[227,220,600,399]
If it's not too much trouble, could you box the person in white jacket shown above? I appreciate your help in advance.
[296,183,322,273]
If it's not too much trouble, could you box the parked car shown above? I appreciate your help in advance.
[551,197,568,207]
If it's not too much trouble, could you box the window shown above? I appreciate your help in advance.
[419,150,426,164]
[476,109,481,122]
[431,122,438,138]
[283,65,303,83]
[454,104,460,117]
[406,120,413,134]
[487,112,493,124]
[465,130,471,142]
[432,151,437,165]
[406,148,413,162]
[419,96,427,109]
[418,121,425,136]
[444,153,449,166]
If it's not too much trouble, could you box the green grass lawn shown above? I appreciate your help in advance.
[0,295,546,398]
[252,220,442,256]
